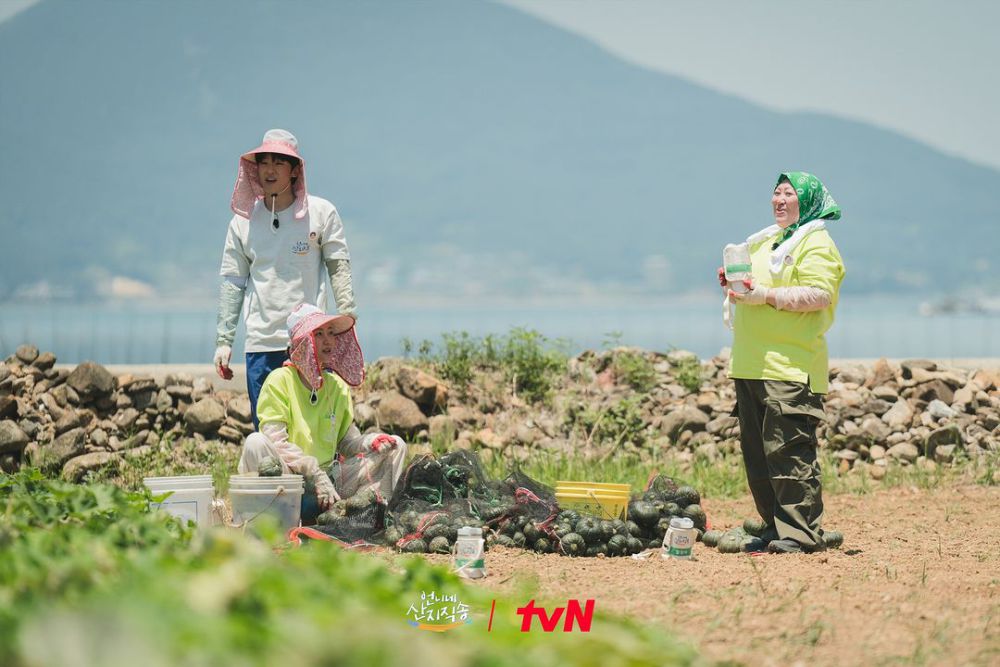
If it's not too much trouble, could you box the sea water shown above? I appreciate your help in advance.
[1,295,997,364]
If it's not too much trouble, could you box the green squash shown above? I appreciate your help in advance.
[701,529,723,548]
[494,534,515,548]
[382,526,403,546]
[422,512,450,528]
[401,538,427,553]
[560,532,586,556]
[681,504,708,531]
[480,505,508,522]
[554,523,573,538]
[716,533,744,554]
[663,502,681,517]
[626,536,645,555]
[607,534,629,556]
[257,455,283,477]
[533,537,553,553]
[424,524,457,542]
[523,522,541,543]
[401,511,421,532]
[558,509,581,525]
[611,519,629,536]
[672,485,701,507]
[598,520,615,542]
[428,536,452,554]
[628,501,659,527]
[625,520,643,537]
[511,531,527,548]
[743,517,768,537]
[823,530,844,549]
[585,544,608,557]
[575,517,602,545]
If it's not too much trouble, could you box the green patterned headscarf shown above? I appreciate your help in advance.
[772,172,840,246]
[777,171,841,224]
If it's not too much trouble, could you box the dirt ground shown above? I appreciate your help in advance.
[423,482,1000,666]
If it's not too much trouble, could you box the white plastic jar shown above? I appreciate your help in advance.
[662,517,696,560]
[454,526,486,579]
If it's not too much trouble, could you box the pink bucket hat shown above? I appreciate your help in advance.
[284,304,364,391]
[230,129,309,220]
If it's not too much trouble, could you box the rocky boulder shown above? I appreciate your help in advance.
[881,399,913,428]
[0,420,29,454]
[41,427,88,469]
[15,344,39,365]
[925,424,962,460]
[396,366,449,413]
[62,451,117,482]
[226,395,252,423]
[0,395,19,420]
[184,398,226,434]
[375,391,429,435]
[66,362,116,402]
[660,406,710,440]
[33,351,57,370]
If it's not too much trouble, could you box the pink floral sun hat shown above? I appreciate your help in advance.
[284,304,364,391]
[230,129,309,220]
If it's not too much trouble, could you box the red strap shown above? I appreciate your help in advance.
[287,526,341,546]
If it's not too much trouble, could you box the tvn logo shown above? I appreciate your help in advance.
[514,599,595,632]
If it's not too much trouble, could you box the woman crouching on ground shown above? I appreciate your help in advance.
[238,303,407,524]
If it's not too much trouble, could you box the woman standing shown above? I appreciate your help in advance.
[724,172,845,554]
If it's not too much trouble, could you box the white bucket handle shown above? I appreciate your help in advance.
[229,485,289,531]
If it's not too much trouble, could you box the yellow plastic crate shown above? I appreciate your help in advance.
[555,481,631,521]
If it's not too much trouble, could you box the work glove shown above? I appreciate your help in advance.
[296,455,339,511]
[367,434,399,453]
[213,345,233,380]
[729,279,770,306]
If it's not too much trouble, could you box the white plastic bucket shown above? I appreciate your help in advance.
[228,474,304,532]
[144,475,215,527]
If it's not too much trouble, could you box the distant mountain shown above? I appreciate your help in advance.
[1,0,996,303]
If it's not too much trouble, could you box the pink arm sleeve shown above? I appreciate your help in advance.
[771,286,831,312]
[259,422,306,468]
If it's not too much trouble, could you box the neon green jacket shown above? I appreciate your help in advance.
[729,227,845,394]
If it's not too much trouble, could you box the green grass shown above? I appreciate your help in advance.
[477,447,999,502]
[671,354,704,393]
[481,449,747,499]
[609,350,658,393]
[403,328,571,404]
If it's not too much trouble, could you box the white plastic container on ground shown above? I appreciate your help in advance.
[143,475,215,527]
[228,473,304,533]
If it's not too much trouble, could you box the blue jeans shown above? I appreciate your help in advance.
[245,350,289,430]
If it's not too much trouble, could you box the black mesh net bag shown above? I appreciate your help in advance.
[502,466,558,524]
[312,501,386,544]
[621,472,707,549]
[381,451,507,554]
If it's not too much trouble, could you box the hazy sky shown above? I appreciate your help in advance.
[3,0,998,169]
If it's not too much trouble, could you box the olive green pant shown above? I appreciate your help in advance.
[734,379,826,550]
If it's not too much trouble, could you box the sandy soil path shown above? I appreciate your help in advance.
[424,483,1000,666]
